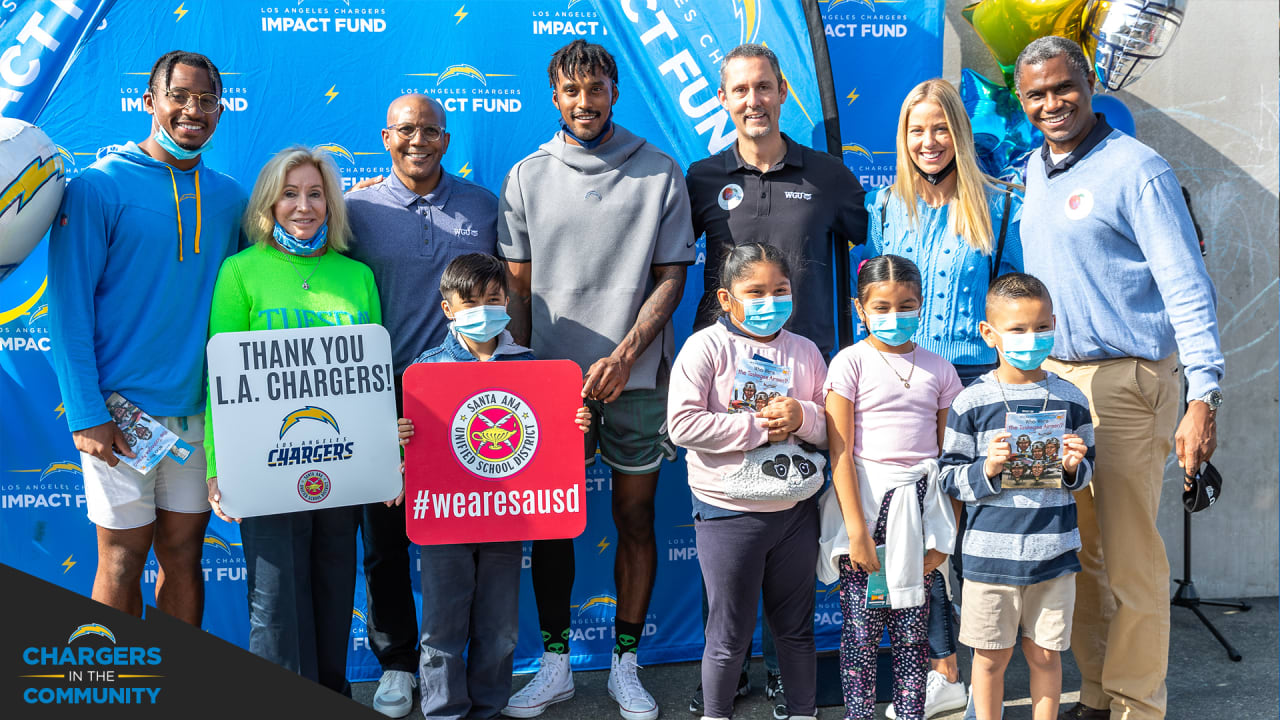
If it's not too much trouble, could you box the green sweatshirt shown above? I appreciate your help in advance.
[204,242,382,478]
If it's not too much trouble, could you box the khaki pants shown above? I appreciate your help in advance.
[1043,356,1180,720]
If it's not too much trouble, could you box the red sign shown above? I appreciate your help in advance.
[403,360,587,545]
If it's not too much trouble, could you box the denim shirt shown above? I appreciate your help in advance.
[413,326,535,365]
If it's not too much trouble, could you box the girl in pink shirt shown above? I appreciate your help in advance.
[667,243,827,720]
[823,255,961,720]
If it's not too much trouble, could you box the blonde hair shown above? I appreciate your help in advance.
[889,78,996,254]
[244,145,351,252]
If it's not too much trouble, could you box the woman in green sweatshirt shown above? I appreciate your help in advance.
[204,146,380,695]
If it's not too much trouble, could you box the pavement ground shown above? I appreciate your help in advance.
[353,596,1276,720]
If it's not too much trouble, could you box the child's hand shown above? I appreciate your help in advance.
[398,417,414,447]
[757,397,802,443]
[575,405,592,434]
[847,528,881,574]
[923,549,947,576]
[984,431,1012,479]
[1061,433,1087,476]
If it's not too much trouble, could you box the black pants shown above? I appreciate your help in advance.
[359,372,419,673]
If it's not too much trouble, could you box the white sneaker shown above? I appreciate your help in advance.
[372,670,417,718]
[608,652,659,720]
[886,670,968,719]
[502,652,575,718]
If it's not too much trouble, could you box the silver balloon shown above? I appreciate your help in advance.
[1084,0,1188,91]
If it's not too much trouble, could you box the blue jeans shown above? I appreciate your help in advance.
[419,541,522,720]
[240,505,358,694]
[925,569,957,660]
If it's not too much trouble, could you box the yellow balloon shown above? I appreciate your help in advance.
[962,0,1091,86]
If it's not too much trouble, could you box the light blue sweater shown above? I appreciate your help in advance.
[1021,131,1223,400]
[48,142,245,431]
[866,184,1023,365]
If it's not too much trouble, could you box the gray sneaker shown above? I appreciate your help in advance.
[372,670,416,718]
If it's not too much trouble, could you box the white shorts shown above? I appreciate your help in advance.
[81,414,210,530]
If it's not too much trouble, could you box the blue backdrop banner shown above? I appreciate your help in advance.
[1,0,942,681]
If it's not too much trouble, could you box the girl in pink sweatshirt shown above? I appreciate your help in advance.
[667,243,827,720]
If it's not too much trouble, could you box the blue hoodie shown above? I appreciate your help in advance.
[48,141,246,432]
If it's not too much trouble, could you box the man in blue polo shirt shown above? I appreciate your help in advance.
[1014,37,1224,720]
[345,93,499,719]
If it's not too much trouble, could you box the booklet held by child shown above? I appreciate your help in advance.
[1003,410,1065,489]
[728,355,792,414]
[106,393,193,474]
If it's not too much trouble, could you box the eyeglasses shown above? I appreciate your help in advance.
[386,123,445,142]
[164,88,221,114]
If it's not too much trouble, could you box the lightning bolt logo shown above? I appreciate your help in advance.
[0,154,64,219]
[458,162,472,179]
[68,624,116,644]
[454,5,467,24]
[39,462,83,481]
[847,88,860,104]
[54,403,65,419]
[324,85,339,104]
[54,145,76,169]
[597,537,610,554]
[732,0,760,44]
[577,594,617,615]
[279,406,341,438]
[353,608,366,624]
[0,276,47,326]
[828,0,876,10]
[841,144,874,163]
[316,143,355,164]
[61,555,76,574]
[203,535,232,554]
[436,64,490,86]
[174,2,187,21]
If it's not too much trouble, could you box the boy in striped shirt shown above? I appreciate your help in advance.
[939,273,1094,720]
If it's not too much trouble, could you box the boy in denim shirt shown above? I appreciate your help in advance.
[403,253,588,719]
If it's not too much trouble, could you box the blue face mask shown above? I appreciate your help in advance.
[272,219,328,255]
[998,330,1055,371]
[453,305,511,343]
[733,294,793,337]
[866,310,919,346]
[153,122,213,161]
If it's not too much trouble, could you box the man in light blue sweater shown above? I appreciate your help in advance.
[47,51,244,624]
[1014,37,1224,720]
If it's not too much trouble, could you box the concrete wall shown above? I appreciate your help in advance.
[941,0,1280,598]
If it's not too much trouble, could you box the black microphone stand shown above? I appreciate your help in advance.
[1170,377,1249,661]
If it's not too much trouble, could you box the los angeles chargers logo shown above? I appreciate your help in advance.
[297,469,332,503]
[827,0,877,11]
[0,153,64,219]
[434,64,511,87]
[39,461,83,481]
[732,0,761,44]
[576,594,618,617]
[279,406,341,438]
[841,143,875,163]
[451,390,539,479]
[67,624,116,644]
[316,143,355,164]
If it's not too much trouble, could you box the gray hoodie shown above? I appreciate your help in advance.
[497,124,694,391]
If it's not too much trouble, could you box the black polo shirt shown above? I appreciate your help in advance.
[1042,113,1113,179]
[686,134,867,356]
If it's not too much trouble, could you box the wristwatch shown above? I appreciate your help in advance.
[1193,389,1223,413]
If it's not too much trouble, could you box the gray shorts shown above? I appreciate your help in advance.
[81,415,210,529]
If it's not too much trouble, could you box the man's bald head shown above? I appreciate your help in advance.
[387,93,447,129]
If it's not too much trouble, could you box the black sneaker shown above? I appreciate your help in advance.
[688,673,751,715]
[767,673,786,720]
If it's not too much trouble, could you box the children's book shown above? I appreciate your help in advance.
[728,355,792,414]
[1004,410,1066,489]
[866,545,890,608]
[106,393,193,474]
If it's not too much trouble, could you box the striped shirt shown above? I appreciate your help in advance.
[939,372,1094,585]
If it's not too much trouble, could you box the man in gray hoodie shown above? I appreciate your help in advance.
[497,39,694,720]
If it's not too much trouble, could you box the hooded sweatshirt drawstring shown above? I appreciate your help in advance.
[166,166,202,261]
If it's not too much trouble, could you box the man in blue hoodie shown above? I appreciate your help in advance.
[47,50,245,623]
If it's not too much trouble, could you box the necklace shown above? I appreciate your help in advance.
[285,252,323,290]
[996,373,1051,414]
[869,340,916,388]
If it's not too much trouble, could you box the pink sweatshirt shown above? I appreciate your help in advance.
[667,321,829,513]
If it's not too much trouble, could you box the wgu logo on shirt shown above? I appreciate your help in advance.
[783,191,812,201]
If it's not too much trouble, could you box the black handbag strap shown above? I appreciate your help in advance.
[990,187,1012,283]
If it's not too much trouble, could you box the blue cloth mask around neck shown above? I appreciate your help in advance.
[272,219,328,255]
[453,305,511,344]
[998,331,1055,371]
[866,310,919,346]
[153,122,213,161]
[560,118,613,150]
[733,294,793,337]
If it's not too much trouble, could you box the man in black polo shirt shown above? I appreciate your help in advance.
[687,43,867,358]
[683,43,868,720]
